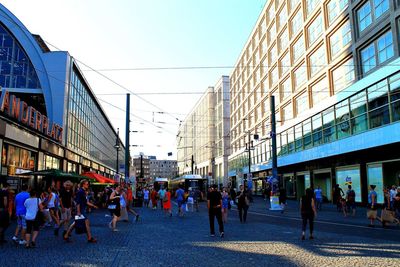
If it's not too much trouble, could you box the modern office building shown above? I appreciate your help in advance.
[0,4,124,189]
[177,76,230,186]
[228,0,400,203]
[149,158,178,179]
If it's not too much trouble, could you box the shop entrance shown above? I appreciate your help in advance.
[283,173,295,198]
[313,170,332,201]
[296,172,311,199]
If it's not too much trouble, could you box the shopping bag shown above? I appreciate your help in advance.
[381,209,395,223]
[75,215,87,234]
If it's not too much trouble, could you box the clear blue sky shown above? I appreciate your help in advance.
[2,0,267,159]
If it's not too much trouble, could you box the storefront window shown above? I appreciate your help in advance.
[44,155,60,170]
[336,167,362,202]
[367,164,384,203]
[2,144,36,176]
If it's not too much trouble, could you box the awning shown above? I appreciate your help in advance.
[82,172,117,185]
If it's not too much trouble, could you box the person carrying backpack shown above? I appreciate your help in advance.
[346,185,356,216]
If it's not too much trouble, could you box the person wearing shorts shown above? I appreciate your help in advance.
[13,184,29,245]
[175,185,185,217]
[24,190,42,248]
[59,181,74,236]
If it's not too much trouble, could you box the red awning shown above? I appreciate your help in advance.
[82,172,117,184]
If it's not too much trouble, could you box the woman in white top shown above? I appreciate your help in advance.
[47,186,60,234]
[24,190,43,248]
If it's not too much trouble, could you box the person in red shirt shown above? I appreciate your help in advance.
[126,184,133,209]
[150,188,158,210]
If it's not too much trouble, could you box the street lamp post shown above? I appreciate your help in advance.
[114,128,121,180]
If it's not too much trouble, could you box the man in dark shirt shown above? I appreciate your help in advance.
[64,179,98,243]
[59,180,74,236]
[207,184,224,238]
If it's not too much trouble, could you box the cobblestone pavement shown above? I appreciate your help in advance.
[0,199,399,267]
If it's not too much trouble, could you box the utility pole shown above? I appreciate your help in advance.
[125,94,130,182]
[191,154,194,174]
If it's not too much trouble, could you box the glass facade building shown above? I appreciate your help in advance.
[0,3,123,189]
[228,0,400,202]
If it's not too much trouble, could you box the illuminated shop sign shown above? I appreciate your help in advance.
[0,90,63,143]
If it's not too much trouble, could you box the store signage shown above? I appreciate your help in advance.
[0,90,63,143]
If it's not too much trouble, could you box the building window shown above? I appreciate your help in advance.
[327,0,349,25]
[279,52,290,77]
[312,77,330,105]
[329,20,352,59]
[322,107,336,143]
[295,91,308,116]
[357,0,389,33]
[293,63,307,90]
[278,4,288,31]
[270,66,279,87]
[290,9,303,38]
[306,0,321,17]
[281,77,292,100]
[268,3,276,23]
[309,45,326,77]
[361,31,394,74]
[269,44,277,65]
[332,58,355,93]
[289,0,301,13]
[292,35,305,63]
[307,14,324,47]
[368,80,390,129]
[282,103,293,123]
[278,28,289,54]
[268,22,277,44]
[350,90,368,134]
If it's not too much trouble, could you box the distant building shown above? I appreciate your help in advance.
[149,158,178,179]
[177,76,230,186]
[132,155,150,187]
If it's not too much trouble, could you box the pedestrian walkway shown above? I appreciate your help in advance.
[241,196,400,229]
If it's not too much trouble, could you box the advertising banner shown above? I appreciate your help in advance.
[336,167,362,203]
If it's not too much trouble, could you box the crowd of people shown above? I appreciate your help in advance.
[0,179,144,248]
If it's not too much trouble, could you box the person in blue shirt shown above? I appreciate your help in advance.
[12,184,30,245]
[314,186,323,211]
[175,184,185,217]
[367,185,378,227]
[63,179,98,243]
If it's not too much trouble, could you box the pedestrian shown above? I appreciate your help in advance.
[207,184,224,238]
[367,184,378,227]
[279,187,287,213]
[12,184,30,245]
[194,187,202,212]
[126,184,133,210]
[265,183,271,209]
[46,186,60,236]
[163,188,172,217]
[390,185,397,210]
[300,188,317,240]
[63,179,98,243]
[158,187,166,210]
[237,185,249,223]
[143,187,150,208]
[108,185,122,231]
[221,187,229,223]
[333,184,345,212]
[187,188,195,212]
[59,180,74,238]
[345,185,356,217]
[150,188,158,210]
[175,184,185,217]
[0,182,10,244]
[119,187,129,222]
[314,185,323,211]
[24,189,43,248]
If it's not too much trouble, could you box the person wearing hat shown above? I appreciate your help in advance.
[59,180,74,236]
[367,185,378,227]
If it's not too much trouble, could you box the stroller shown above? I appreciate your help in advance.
[378,209,400,227]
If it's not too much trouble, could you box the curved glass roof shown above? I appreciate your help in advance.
[0,23,41,89]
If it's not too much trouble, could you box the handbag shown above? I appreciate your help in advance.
[35,198,45,226]
[108,204,117,210]
[74,214,87,234]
